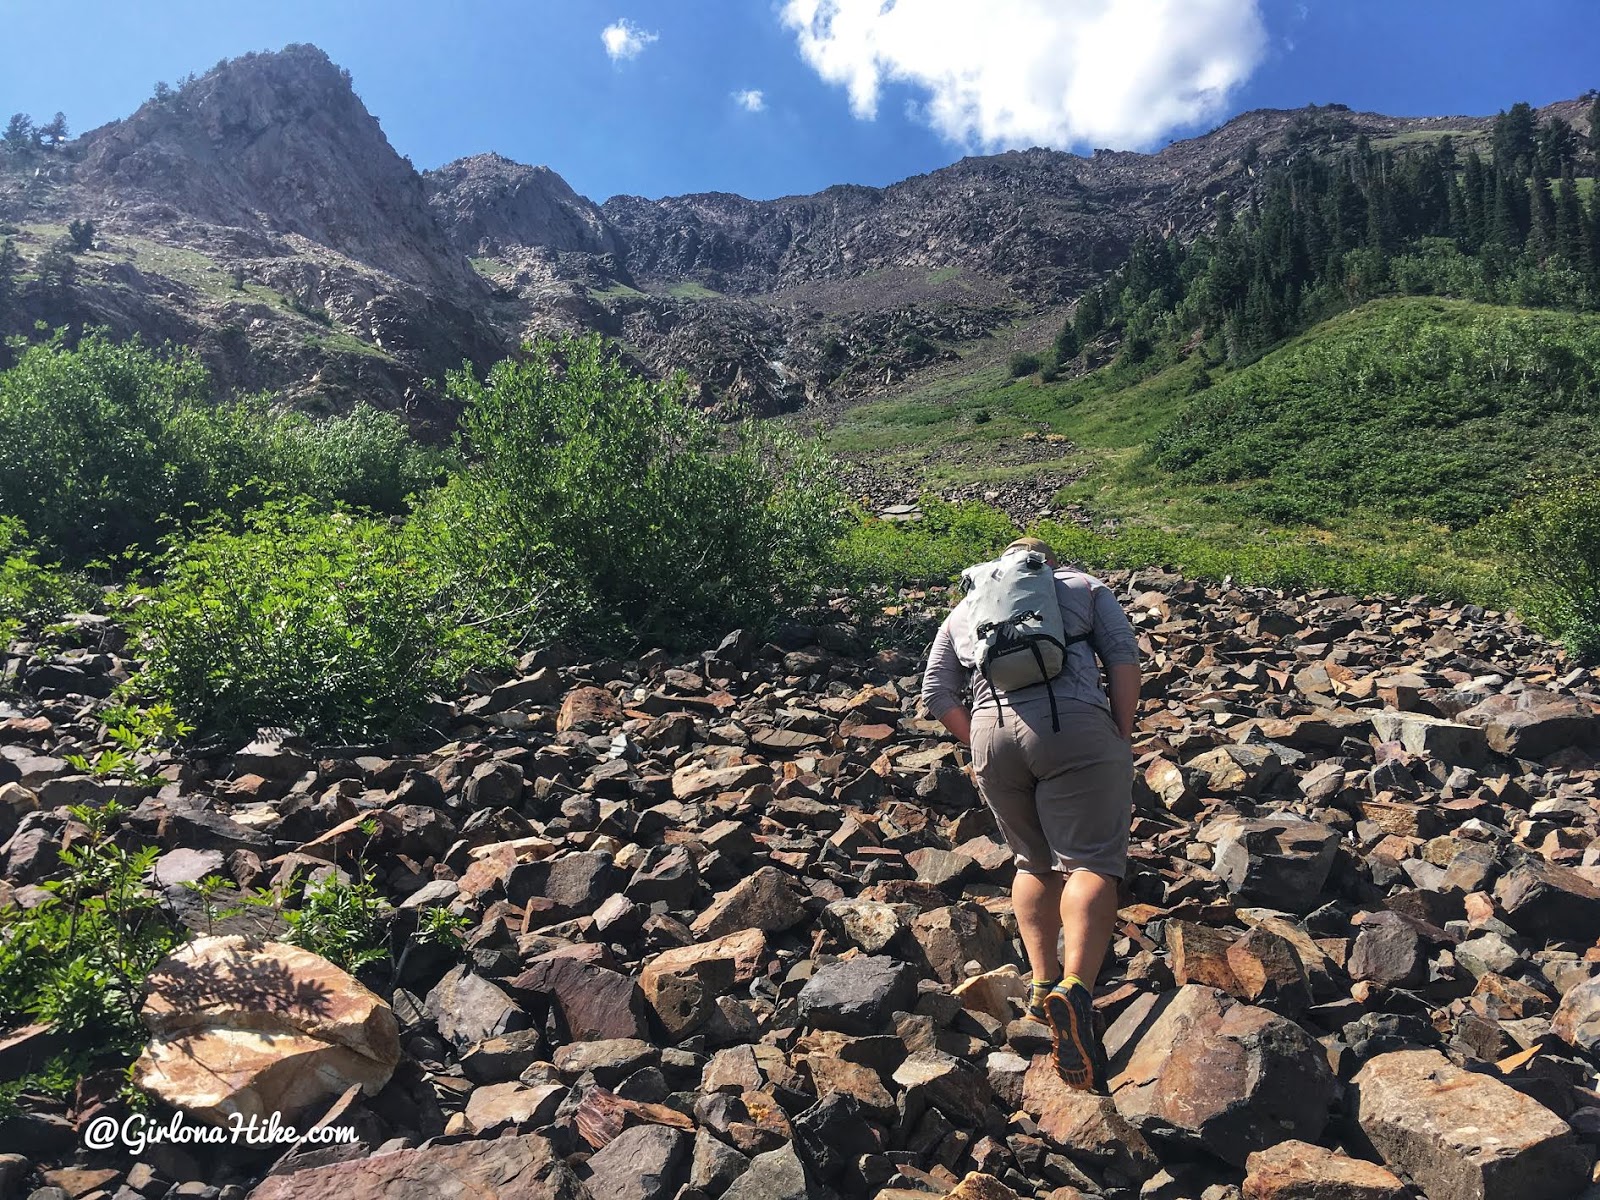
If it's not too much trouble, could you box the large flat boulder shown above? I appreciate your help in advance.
[1370,710,1489,768]
[1352,1048,1591,1200]
[248,1131,579,1199]
[135,936,399,1125]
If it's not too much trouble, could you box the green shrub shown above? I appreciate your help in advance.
[0,517,85,643]
[282,864,390,974]
[834,497,1020,589]
[429,334,844,650]
[172,396,440,517]
[122,502,499,742]
[1008,351,1042,378]
[0,802,181,1080]
[1490,474,1600,659]
[0,331,210,557]
[0,331,432,562]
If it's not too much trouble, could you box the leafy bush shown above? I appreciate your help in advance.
[282,864,390,974]
[172,396,440,517]
[1008,351,1042,378]
[429,334,843,650]
[0,331,211,557]
[0,802,181,1079]
[0,331,432,561]
[122,502,499,742]
[0,517,86,644]
[1490,474,1600,659]
[834,497,1020,589]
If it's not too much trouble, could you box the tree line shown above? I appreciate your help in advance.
[1052,97,1600,371]
[1,112,69,154]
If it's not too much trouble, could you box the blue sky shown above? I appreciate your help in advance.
[2,1,1594,203]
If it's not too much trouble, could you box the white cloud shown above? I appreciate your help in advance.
[733,89,767,113]
[778,0,1268,150]
[601,18,658,62]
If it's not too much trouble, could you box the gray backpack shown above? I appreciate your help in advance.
[961,549,1091,731]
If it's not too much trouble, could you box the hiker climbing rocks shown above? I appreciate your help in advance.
[921,536,1140,1092]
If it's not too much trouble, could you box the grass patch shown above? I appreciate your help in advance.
[1371,128,1487,152]
[832,496,1499,604]
[665,281,721,300]
[588,282,648,302]
[926,266,962,286]
[302,328,396,362]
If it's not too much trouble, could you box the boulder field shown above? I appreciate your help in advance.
[3,571,1600,1199]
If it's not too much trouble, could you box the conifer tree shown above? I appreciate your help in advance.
[1072,288,1105,343]
[1461,153,1488,250]
[1589,94,1600,174]
[1527,176,1556,262]
[1553,168,1585,266]
[1327,162,1367,252]
[1536,117,1578,179]
[1493,102,1537,174]
[0,238,18,317]
[1053,320,1080,363]
[1365,178,1400,255]
[1,114,34,154]
[1588,189,1600,288]
[1446,171,1470,247]
[36,243,75,292]
[38,112,68,147]
[1213,192,1236,236]
[1491,167,1528,248]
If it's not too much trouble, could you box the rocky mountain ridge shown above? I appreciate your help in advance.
[4,44,1578,419]
[4,576,1600,1197]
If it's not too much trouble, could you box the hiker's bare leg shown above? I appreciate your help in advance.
[1013,869,1065,981]
[1059,869,1120,988]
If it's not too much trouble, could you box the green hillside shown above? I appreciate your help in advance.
[824,297,1600,609]
[1151,298,1600,527]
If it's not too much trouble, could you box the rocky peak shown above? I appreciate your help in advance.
[75,44,479,292]
[424,152,619,257]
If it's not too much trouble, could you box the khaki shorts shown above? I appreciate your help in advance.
[970,696,1133,878]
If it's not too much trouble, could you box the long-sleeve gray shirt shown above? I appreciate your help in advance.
[921,569,1139,718]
